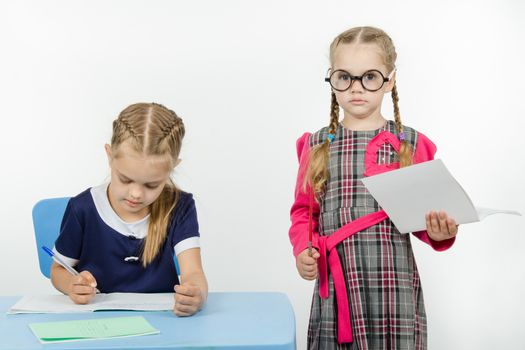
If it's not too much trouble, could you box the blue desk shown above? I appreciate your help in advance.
[0,292,296,350]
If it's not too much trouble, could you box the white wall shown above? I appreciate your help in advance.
[1,1,524,349]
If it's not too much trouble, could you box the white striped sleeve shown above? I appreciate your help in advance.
[52,246,80,267]
[174,237,201,257]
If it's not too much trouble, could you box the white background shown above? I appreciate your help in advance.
[1,1,524,349]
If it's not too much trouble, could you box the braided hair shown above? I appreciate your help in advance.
[305,92,339,195]
[111,102,185,267]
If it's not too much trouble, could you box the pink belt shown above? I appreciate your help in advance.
[316,210,389,344]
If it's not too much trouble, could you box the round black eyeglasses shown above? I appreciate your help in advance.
[325,69,393,92]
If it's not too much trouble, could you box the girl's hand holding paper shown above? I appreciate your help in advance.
[425,210,459,241]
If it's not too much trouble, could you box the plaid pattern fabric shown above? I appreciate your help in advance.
[307,121,427,350]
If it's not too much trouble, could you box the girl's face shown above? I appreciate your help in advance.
[331,43,394,123]
[105,141,173,222]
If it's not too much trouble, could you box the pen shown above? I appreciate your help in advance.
[308,192,313,257]
[42,246,79,276]
[42,246,100,294]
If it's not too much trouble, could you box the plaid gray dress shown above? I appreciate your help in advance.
[307,121,427,350]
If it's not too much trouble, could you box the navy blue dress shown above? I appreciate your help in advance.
[54,185,200,293]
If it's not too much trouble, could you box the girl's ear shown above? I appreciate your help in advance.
[385,72,396,93]
[104,144,113,164]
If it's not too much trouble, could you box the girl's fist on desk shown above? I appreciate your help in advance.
[173,283,204,316]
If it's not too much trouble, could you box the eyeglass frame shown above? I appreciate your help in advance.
[324,68,396,92]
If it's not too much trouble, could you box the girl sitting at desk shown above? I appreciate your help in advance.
[50,102,207,317]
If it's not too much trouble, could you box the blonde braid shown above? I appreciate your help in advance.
[306,92,340,196]
[391,83,412,167]
[161,116,184,145]
[121,118,139,138]
[328,92,339,135]
[142,105,184,267]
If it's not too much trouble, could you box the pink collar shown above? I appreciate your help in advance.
[363,131,401,177]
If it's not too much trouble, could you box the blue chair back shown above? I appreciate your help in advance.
[32,197,70,278]
[32,197,180,279]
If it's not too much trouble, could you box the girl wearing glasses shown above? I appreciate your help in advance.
[289,26,459,349]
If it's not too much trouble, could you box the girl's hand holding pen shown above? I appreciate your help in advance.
[425,210,459,241]
[296,248,320,281]
[173,283,204,316]
[68,271,97,305]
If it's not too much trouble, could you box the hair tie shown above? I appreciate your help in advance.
[326,133,335,143]
[398,132,406,141]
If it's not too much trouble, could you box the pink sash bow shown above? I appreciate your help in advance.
[316,210,389,344]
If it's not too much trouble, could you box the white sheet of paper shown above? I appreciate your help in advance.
[361,159,521,233]
[8,293,174,314]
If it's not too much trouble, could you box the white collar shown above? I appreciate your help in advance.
[90,183,149,239]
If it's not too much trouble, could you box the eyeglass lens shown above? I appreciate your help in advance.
[329,70,386,92]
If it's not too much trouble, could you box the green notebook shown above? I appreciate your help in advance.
[29,316,160,344]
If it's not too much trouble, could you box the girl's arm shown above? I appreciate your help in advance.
[411,131,457,250]
[289,133,323,280]
[50,262,97,304]
[51,199,98,302]
[173,248,208,316]
[289,133,321,257]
